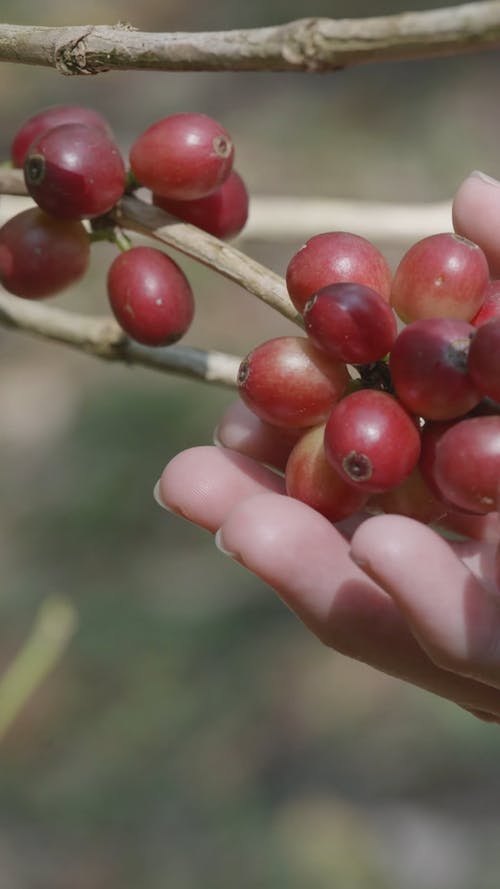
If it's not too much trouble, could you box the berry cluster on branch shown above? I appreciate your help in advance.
[1,101,500,528]
[238,231,500,524]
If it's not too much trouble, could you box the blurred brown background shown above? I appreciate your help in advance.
[2,2,500,887]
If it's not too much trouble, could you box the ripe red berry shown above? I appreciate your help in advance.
[303,282,397,364]
[389,318,479,420]
[285,424,368,522]
[11,104,112,168]
[431,416,500,514]
[286,232,392,314]
[324,390,421,493]
[467,317,500,403]
[471,280,500,327]
[0,207,90,298]
[237,336,349,429]
[107,246,195,346]
[130,113,234,201]
[391,233,489,323]
[153,171,249,240]
[24,123,126,220]
[368,465,449,525]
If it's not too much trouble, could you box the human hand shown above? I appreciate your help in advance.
[155,171,500,722]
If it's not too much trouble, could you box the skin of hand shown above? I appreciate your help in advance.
[155,171,500,723]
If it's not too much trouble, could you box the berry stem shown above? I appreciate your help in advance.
[89,222,132,252]
[354,360,394,393]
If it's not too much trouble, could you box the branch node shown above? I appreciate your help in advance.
[281,18,342,72]
[54,26,105,75]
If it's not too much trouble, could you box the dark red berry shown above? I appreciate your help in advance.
[130,113,234,200]
[238,336,348,429]
[24,123,126,220]
[286,424,368,522]
[107,246,194,346]
[303,282,397,364]
[391,233,489,323]
[11,104,112,168]
[467,317,500,403]
[471,280,500,327]
[368,465,449,525]
[0,207,90,299]
[324,390,421,493]
[153,171,248,240]
[389,318,479,420]
[286,232,392,314]
[431,416,500,514]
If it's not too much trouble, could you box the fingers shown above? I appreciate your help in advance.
[156,445,285,532]
[452,170,500,275]
[214,400,300,471]
[216,492,500,714]
[350,514,500,688]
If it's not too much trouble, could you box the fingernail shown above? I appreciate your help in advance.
[153,479,173,512]
[214,528,237,558]
[470,170,500,188]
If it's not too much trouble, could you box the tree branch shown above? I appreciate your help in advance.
[114,195,300,324]
[243,196,452,242]
[0,169,301,327]
[0,3,499,74]
[0,290,241,386]
[0,191,453,245]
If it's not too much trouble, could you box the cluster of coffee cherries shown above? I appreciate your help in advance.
[0,104,249,345]
[238,231,500,523]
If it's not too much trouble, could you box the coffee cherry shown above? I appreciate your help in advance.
[391,233,489,323]
[471,280,500,327]
[11,104,112,168]
[368,465,449,525]
[107,246,194,346]
[238,336,349,429]
[130,113,234,200]
[286,424,368,522]
[467,317,500,402]
[24,123,126,220]
[389,318,479,420]
[0,207,90,298]
[324,390,421,493]
[286,232,392,314]
[153,171,249,240]
[303,282,397,364]
[431,416,500,514]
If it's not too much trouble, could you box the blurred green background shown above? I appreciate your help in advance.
[2,1,500,887]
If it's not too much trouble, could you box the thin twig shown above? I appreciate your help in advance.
[0,190,453,244]
[243,196,452,242]
[0,4,499,74]
[0,291,241,387]
[114,196,300,324]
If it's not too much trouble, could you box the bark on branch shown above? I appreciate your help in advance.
[0,3,500,74]
[0,290,241,387]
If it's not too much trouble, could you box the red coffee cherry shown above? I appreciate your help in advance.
[11,104,112,168]
[107,246,195,346]
[130,113,234,200]
[0,207,90,299]
[153,171,248,240]
[24,123,126,220]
